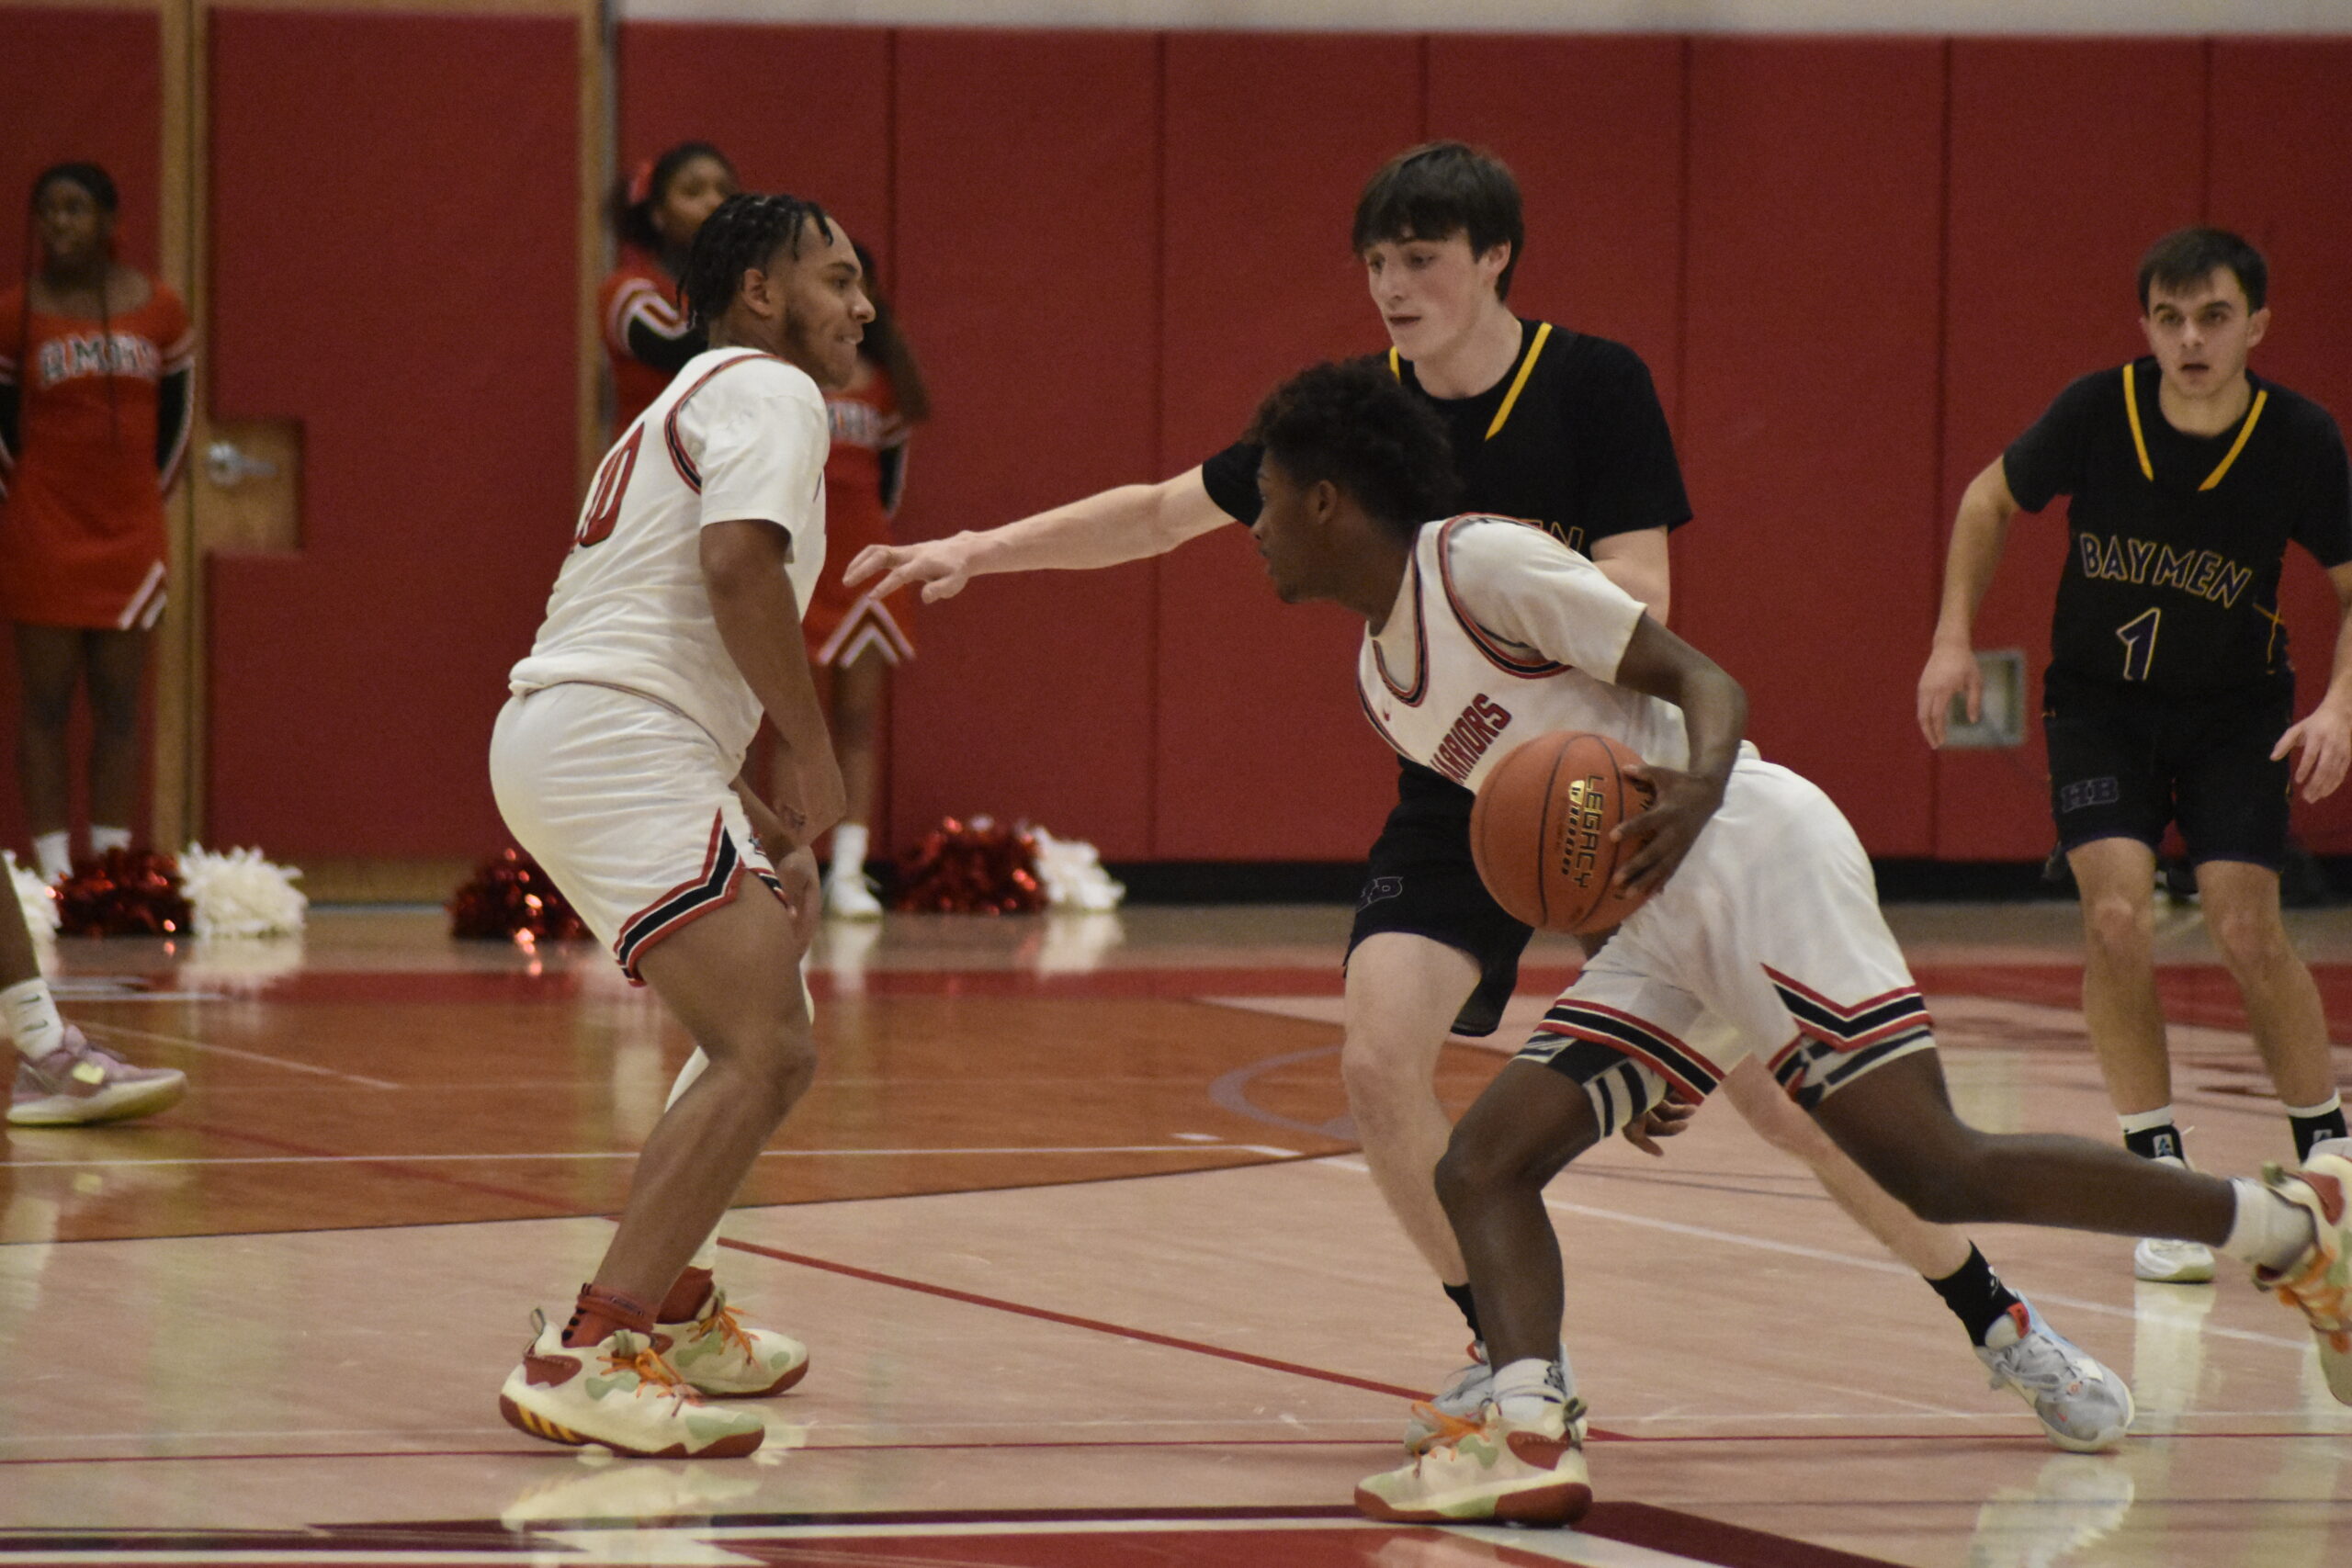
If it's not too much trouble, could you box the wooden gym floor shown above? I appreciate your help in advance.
[3,899,2349,1566]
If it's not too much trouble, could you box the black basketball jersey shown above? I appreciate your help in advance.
[1200,319,1691,556]
[2005,358,2352,695]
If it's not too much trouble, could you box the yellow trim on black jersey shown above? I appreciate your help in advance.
[2123,362,2270,491]
[2200,389,2267,491]
[2123,364,2154,480]
[1388,345,1401,378]
[1486,321,1554,440]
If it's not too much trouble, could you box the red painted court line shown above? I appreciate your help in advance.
[718,1235,1438,1404]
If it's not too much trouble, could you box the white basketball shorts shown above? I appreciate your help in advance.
[1514,759,1935,1134]
[490,682,783,983]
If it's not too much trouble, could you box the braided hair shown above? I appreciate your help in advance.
[17,162,126,451]
[678,193,833,336]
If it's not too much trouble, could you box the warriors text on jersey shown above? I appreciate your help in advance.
[510,348,829,763]
[1358,515,1702,787]
[1202,319,1690,557]
[2005,358,2352,694]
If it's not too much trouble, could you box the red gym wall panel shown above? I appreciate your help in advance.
[886,31,1163,857]
[2211,40,2352,854]
[1677,39,1946,856]
[1936,40,2206,862]
[1427,36,1687,423]
[615,24,892,257]
[206,10,578,856]
[0,5,163,856]
[1152,33,1423,860]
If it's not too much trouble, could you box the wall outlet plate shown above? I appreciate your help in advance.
[1944,649,2026,748]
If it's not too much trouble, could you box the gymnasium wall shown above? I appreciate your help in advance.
[605,28,2352,863]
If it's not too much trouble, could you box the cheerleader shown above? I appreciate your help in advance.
[0,162,192,884]
[598,141,738,435]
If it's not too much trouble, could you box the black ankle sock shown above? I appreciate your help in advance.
[1442,1281,1481,1342]
[2122,1122,2183,1162]
[2290,1105,2347,1162]
[1924,1244,2022,1348]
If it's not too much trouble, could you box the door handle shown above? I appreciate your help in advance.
[205,440,281,488]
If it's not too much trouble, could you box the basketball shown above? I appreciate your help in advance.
[1470,730,1657,934]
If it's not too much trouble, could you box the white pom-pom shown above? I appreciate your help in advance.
[179,844,307,939]
[1027,825,1125,912]
[177,936,307,994]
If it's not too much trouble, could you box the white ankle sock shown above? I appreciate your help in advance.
[2220,1177,2318,1272]
[90,826,131,856]
[830,822,868,877]
[31,832,69,884]
[0,977,65,1061]
[1489,1357,1566,1425]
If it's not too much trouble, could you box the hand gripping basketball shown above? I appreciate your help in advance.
[1469,731,1658,934]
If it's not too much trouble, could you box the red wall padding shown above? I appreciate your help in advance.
[0,6,162,856]
[206,10,577,856]
[1936,40,2207,861]
[887,30,1164,857]
[1676,40,1948,855]
[2211,40,2352,853]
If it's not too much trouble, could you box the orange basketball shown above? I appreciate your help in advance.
[1470,730,1657,934]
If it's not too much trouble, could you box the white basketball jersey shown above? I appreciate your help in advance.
[1357,515,1696,790]
[511,349,829,763]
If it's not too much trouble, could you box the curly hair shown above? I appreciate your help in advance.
[1247,360,1457,538]
[677,192,834,335]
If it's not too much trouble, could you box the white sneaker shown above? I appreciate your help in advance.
[498,1313,764,1458]
[823,866,884,920]
[9,1026,186,1126]
[1357,1398,1592,1526]
[2133,1235,2217,1284]
[1403,1340,1582,1454]
[656,1287,808,1398]
[1974,1301,2133,1452]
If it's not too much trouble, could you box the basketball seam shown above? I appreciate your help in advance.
[1536,739,1571,931]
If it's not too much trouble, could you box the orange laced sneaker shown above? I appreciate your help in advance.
[2256,1155,2352,1405]
[657,1286,808,1398]
[499,1310,765,1457]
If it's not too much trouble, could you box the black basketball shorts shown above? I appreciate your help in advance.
[2042,671,2294,870]
[1345,760,1532,1037]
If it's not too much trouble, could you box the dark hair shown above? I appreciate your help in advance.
[678,192,834,334]
[2139,227,2267,314]
[20,161,126,449]
[613,141,735,256]
[850,240,931,424]
[1351,142,1524,301]
[1247,360,1457,537]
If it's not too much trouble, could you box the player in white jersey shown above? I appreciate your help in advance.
[488,194,872,1459]
[1242,361,2352,1526]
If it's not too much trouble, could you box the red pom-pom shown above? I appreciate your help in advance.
[890,817,1043,915]
[449,847,590,944]
[55,848,192,937]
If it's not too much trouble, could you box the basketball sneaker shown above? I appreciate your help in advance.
[499,1312,765,1458]
[656,1287,808,1398]
[823,865,884,920]
[2133,1236,2216,1283]
[1356,1398,1591,1526]
[9,1027,186,1126]
[1403,1340,1585,1455]
[2255,1153,2352,1405]
[1973,1300,2134,1451]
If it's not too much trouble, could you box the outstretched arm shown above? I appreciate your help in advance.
[1917,458,2021,746]
[844,466,1231,602]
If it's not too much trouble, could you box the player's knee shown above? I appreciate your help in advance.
[740,1025,817,1113]
[2206,901,2289,974]
[1339,1035,1422,1122]
[2080,890,2154,960]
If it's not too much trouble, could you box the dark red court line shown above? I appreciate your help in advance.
[718,1235,1441,1405]
[166,1121,585,1215]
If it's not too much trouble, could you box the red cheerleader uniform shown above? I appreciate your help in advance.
[0,276,192,629]
[598,247,699,435]
[807,361,918,669]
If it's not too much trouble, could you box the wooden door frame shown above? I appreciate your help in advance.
[148,0,607,856]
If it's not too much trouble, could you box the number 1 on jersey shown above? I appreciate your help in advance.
[2116,607,2159,682]
[576,427,643,549]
